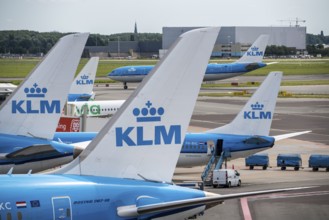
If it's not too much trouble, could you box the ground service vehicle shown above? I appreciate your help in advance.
[277,154,302,171]
[212,169,241,188]
[245,153,269,170]
[309,154,329,171]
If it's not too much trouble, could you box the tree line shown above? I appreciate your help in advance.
[0,30,161,55]
[0,30,328,56]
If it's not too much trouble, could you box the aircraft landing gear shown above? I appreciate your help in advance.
[123,82,128,90]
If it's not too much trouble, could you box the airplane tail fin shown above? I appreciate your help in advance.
[68,57,99,100]
[206,71,282,136]
[56,27,220,182]
[0,33,89,139]
[235,35,269,63]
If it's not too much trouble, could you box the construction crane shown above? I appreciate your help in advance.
[279,17,306,27]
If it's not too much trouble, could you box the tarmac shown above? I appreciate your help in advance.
[89,79,329,220]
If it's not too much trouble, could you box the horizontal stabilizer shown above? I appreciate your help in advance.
[273,130,311,141]
[117,186,313,218]
[6,141,75,159]
[6,144,58,159]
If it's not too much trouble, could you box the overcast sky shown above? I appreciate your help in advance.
[0,0,328,35]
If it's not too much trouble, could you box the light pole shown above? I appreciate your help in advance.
[117,36,120,58]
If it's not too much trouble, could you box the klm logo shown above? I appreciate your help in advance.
[244,102,271,119]
[12,83,60,114]
[116,101,181,147]
[76,74,93,85]
[247,46,263,56]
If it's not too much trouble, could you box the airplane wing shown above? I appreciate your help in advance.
[117,186,312,218]
[273,130,311,141]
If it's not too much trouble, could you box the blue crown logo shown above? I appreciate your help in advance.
[80,74,89,80]
[133,101,164,122]
[24,83,47,98]
[250,46,259,51]
[251,102,264,111]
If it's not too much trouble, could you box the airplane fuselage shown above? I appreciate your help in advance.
[0,174,206,220]
[67,100,125,117]
[0,132,274,173]
[67,93,93,102]
[108,62,267,83]
[178,132,274,167]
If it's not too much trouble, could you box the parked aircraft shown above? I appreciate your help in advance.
[0,83,17,96]
[109,35,270,89]
[67,100,124,117]
[57,72,310,169]
[0,71,309,174]
[0,28,307,220]
[177,72,310,167]
[68,57,99,101]
[0,33,89,174]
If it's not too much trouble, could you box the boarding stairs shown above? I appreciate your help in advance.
[201,149,231,186]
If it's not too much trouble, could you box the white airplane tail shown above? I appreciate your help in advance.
[69,57,99,96]
[0,33,89,139]
[235,35,269,63]
[56,27,220,182]
[207,71,282,136]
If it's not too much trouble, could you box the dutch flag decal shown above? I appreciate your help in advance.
[16,201,27,208]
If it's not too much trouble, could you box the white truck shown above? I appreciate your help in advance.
[212,169,241,188]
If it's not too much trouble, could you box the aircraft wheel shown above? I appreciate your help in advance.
[124,85,128,89]
[227,182,231,188]
[238,180,241,187]
[250,166,254,170]
[263,166,267,170]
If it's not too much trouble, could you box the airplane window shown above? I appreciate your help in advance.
[6,213,11,220]
[17,212,22,220]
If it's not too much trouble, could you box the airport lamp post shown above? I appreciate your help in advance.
[118,36,120,58]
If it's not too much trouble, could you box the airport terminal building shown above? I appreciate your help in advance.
[85,26,306,58]
[163,26,306,57]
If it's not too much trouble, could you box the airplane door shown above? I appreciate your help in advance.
[206,140,215,155]
[52,196,72,220]
[216,139,223,157]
